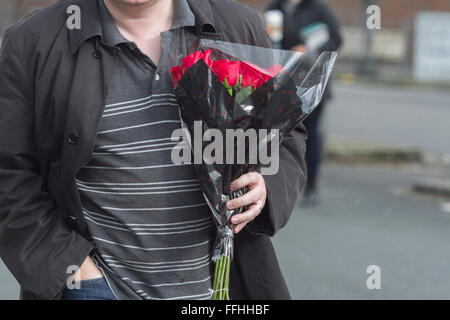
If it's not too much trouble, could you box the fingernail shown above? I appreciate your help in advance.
[227,201,233,209]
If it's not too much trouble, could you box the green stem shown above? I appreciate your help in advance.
[212,258,219,299]
[218,256,225,300]
[212,257,219,299]
[213,256,223,300]
[212,255,231,300]
[224,257,230,300]
[211,254,233,300]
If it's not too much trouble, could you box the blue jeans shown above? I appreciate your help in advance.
[62,277,116,300]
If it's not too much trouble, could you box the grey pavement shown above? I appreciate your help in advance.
[325,83,450,156]
[273,162,450,299]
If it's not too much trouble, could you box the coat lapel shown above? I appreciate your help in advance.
[61,41,120,236]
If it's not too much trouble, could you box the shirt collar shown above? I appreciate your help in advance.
[68,0,218,55]
[98,0,127,47]
[98,0,196,47]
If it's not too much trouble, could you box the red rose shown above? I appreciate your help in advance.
[171,50,215,88]
[170,65,184,87]
[267,64,283,77]
[242,62,283,78]
[181,50,214,71]
[172,50,284,93]
[238,62,283,89]
[212,60,241,87]
[181,51,204,70]
[202,49,213,68]
[242,61,269,76]
[240,62,265,89]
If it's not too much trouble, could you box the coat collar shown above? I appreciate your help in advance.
[68,0,218,55]
[68,0,103,55]
[186,0,217,34]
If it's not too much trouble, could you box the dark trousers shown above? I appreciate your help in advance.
[303,101,326,192]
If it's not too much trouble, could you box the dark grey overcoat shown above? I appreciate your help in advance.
[0,0,307,300]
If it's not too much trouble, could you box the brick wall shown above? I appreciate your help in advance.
[241,0,450,27]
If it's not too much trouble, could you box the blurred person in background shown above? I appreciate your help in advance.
[266,0,342,206]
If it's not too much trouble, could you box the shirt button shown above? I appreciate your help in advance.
[155,73,160,81]
[68,133,79,145]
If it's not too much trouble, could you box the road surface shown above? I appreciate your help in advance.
[325,83,450,156]
[273,162,450,299]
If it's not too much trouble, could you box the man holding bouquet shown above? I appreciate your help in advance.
[0,0,307,300]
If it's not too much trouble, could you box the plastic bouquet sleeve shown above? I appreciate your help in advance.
[168,34,337,300]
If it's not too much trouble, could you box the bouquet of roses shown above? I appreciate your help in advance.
[169,36,337,300]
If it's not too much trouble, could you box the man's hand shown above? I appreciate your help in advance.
[226,172,267,234]
[74,256,104,282]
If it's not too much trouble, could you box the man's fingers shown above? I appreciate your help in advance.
[234,222,248,234]
[231,203,262,225]
[227,188,260,209]
[230,172,259,191]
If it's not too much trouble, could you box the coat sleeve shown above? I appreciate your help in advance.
[244,11,308,237]
[0,28,94,299]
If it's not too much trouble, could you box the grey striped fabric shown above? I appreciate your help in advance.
[74,0,216,300]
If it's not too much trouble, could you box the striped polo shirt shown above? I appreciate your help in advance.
[75,0,215,300]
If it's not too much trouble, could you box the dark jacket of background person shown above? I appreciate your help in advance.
[0,0,307,300]
[267,0,342,100]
